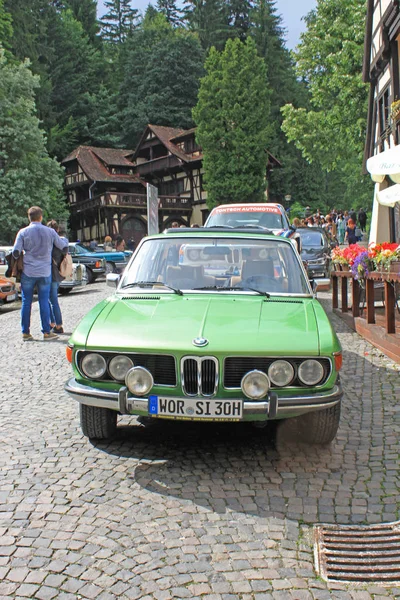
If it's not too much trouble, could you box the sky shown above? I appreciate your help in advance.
[97,0,317,50]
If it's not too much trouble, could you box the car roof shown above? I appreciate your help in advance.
[209,202,285,211]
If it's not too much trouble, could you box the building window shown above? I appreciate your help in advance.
[160,179,185,195]
[378,87,390,138]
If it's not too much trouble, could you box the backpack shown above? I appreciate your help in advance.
[59,253,73,279]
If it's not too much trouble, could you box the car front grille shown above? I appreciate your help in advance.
[77,351,176,386]
[0,285,12,293]
[181,356,218,397]
[224,357,331,388]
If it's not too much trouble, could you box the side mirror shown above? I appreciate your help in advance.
[106,273,120,288]
[312,278,331,292]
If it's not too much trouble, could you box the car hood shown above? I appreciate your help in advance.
[84,294,321,355]
[93,251,127,261]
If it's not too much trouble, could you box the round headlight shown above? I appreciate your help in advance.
[241,370,270,400]
[125,366,154,396]
[298,359,324,386]
[268,360,294,387]
[81,353,107,379]
[109,355,133,381]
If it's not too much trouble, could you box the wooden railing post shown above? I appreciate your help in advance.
[352,279,360,318]
[366,278,375,324]
[332,274,338,309]
[341,275,348,313]
[384,280,396,334]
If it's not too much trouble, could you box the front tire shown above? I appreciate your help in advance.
[86,268,95,284]
[292,402,341,445]
[80,404,117,440]
[106,262,116,274]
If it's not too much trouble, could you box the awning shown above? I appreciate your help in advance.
[366,145,400,183]
[377,184,400,207]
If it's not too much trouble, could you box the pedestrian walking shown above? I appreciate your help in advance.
[345,218,358,245]
[12,206,68,341]
[47,220,67,334]
[337,215,346,245]
[358,208,367,232]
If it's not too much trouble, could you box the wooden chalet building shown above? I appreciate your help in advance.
[63,125,281,243]
[363,0,400,243]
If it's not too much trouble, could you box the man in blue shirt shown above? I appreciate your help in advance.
[13,206,68,341]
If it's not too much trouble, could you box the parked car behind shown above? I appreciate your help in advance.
[205,203,302,252]
[65,229,342,445]
[0,251,7,277]
[0,276,18,305]
[84,243,129,274]
[68,243,107,284]
[59,263,88,294]
[297,227,336,279]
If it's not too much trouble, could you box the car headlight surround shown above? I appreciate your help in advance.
[268,360,294,387]
[241,370,270,400]
[109,355,134,381]
[125,366,154,396]
[81,353,107,379]
[298,359,324,386]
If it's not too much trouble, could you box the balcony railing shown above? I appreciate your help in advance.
[135,155,181,175]
[70,192,192,213]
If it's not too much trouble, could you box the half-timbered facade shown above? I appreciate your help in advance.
[63,125,281,242]
[364,0,400,243]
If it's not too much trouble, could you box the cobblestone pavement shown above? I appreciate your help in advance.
[1,282,400,600]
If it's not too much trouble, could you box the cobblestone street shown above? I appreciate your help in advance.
[1,282,400,599]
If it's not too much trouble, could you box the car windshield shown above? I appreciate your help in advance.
[298,231,325,247]
[207,208,286,230]
[119,236,310,295]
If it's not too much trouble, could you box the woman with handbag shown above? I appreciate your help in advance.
[47,220,67,334]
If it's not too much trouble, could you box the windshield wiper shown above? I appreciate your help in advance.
[234,225,273,233]
[193,285,270,298]
[121,281,183,295]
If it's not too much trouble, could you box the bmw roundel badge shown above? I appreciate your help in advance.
[192,337,209,347]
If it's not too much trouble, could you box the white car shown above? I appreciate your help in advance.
[59,263,87,294]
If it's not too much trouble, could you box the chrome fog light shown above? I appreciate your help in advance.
[81,353,107,379]
[268,360,294,387]
[241,370,270,400]
[298,359,324,386]
[125,366,154,396]
[109,355,133,381]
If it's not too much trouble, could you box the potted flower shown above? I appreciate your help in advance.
[351,251,373,284]
[391,100,400,123]
[342,244,366,271]
[369,242,400,274]
[331,246,349,270]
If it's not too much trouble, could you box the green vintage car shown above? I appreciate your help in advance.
[65,228,343,444]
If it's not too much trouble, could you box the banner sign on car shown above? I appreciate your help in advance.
[214,205,281,214]
[147,183,159,236]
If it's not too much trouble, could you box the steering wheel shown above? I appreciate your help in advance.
[238,275,281,293]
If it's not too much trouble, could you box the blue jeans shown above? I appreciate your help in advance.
[49,281,62,327]
[21,273,52,334]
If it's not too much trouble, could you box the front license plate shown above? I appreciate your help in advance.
[148,395,242,421]
[6,293,17,302]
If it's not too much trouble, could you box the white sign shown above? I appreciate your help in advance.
[147,183,159,236]
[377,184,400,207]
[366,145,400,176]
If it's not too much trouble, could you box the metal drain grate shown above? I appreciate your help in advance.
[315,522,400,585]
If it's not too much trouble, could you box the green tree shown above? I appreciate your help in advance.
[101,0,139,44]
[227,0,251,41]
[183,0,230,51]
[120,14,204,143]
[156,0,183,26]
[58,0,100,45]
[281,0,372,208]
[193,38,271,207]
[0,0,13,57]
[0,50,65,242]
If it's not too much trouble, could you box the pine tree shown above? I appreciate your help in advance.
[60,0,100,45]
[227,0,252,42]
[0,0,13,57]
[101,0,139,44]
[156,0,183,27]
[184,0,230,51]
[193,38,272,207]
[0,50,65,242]
[119,14,204,144]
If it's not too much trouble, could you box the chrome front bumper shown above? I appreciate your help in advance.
[65,378,343,420]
